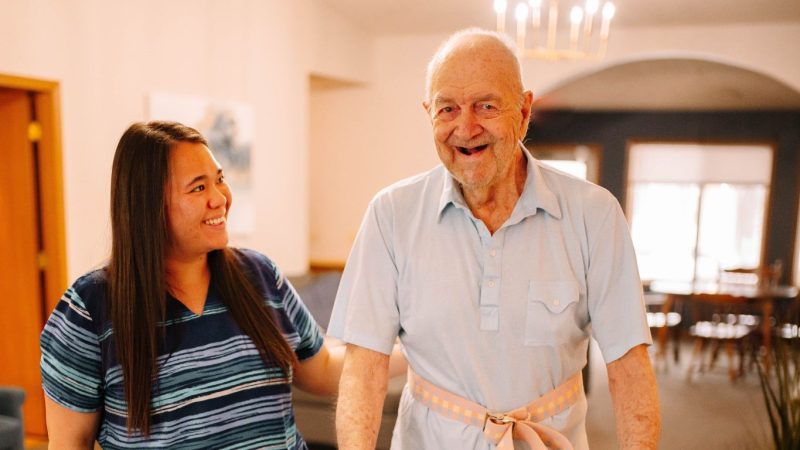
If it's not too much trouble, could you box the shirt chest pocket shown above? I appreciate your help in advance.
[524,280,580,346]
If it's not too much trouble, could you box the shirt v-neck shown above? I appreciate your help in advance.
[167,283,218,318]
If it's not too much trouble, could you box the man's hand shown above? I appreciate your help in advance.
[607,344,661,449]
[336,344,390,449]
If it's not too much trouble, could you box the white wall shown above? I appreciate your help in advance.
[2,1,798,273]
[308,22,800,262]
[0,0,375,278]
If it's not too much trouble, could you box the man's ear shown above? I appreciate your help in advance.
[422,101,433,122]
[519,90,534,133]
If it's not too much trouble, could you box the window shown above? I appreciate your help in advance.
[627,143,772,282]
[528,144,600,183]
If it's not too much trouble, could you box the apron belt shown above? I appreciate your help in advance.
[407,369,581,450]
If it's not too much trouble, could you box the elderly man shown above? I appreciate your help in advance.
[328,28,660,450]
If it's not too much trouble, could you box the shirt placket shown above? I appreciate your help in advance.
[478,227,506,331]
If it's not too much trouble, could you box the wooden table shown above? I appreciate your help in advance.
[648,280,799,371]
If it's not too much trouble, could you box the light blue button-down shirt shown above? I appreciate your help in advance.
[329,148,651,449]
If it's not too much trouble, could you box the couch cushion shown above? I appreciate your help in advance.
[0,416,22,449]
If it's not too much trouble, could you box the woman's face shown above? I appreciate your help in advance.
[164,141,232,262]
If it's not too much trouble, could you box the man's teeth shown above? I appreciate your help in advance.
[204,217,226,225]
[458,144,489,155]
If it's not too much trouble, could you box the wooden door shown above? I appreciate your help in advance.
[0,87,48,436]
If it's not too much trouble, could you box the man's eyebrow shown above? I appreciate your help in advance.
[431,95,455,105]
[474,93,501,102]
[432,94,500,105]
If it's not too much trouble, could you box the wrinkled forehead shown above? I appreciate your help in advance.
[427,38,522,102]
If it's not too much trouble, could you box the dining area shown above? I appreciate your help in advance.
[585,267,800,449]
[645,264,799,382]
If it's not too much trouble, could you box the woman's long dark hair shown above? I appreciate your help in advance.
[108,121,296,436]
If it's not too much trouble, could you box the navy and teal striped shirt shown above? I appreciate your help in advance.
[40,249,324,449]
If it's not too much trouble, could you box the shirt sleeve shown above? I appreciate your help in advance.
[246,250,325,362]
[586,191,653,363]
[40,279,103,412]
[280,274,325,361]
[327,196,401,355]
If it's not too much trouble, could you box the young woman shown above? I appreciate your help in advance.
[41,121,353,449]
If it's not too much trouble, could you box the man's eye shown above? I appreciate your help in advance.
[217,175,225,183]
[480,103,495,110]
[191,185,205,192]
[435,106,457,120]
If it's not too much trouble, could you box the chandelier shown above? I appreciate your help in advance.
[493,0,616,60]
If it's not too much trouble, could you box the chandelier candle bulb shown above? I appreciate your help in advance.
[570,6,583,51]
[599,2,615,56]
[529,0,542,27]
[547,0,559,50]
[494,0,508,33]
[515,3,529,51]
[583,0,598,50]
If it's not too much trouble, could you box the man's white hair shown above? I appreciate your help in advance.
[424,27,523,102]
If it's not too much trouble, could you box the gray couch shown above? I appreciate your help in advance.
[291,272,404,449]
[0,386,25,450]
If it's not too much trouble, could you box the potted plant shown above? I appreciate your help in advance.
[757,335,800,450]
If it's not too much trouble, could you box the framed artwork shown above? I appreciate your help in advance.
[148,92,255,235]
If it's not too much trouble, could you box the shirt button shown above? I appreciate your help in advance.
[489,249,497,257]
[553,299,561,306]
[488,281,496,288]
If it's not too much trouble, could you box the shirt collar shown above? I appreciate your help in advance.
[437,143,563,220]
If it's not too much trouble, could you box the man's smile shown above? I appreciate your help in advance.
[456,144,489,155]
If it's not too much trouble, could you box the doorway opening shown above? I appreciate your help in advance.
[0,73,66,439]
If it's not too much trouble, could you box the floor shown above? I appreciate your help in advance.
[585,339,772,450]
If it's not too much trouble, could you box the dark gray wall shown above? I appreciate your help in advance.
[525,110,800,282]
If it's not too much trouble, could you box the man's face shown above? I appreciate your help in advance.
[424,43,532,193]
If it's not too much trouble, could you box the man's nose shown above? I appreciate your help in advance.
[453,109,483,141]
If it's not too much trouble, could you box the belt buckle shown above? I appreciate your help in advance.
[484,409,531,429]
[486,412,515,426]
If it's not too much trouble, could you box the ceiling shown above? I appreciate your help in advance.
[316,0,800,35]
[315,0,800,110]
[535,58,800,110]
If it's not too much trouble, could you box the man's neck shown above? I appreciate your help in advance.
[462,153,527,234]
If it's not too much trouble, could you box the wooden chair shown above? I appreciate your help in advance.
[686,293,758,382]
[644,291,682,372]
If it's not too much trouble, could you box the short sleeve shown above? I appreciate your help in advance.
[586,192,652,363]
[327,196,401,355]
[40,278,103,412]
[241,249,325,362]
[278,274,325,361]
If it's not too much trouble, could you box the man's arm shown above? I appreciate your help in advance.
[606,344,661,449]
[336,343,390,449]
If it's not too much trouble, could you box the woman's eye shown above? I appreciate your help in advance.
[217,175,225,183]
[191,185,205,192]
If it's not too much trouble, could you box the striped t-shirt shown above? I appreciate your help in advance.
[40,249,324,449]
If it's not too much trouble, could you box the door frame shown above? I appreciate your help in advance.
[0,73,67,317]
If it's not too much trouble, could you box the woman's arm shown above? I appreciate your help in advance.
[293,337,407,396]
[44,397,101,450]
[292,337,345,396]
